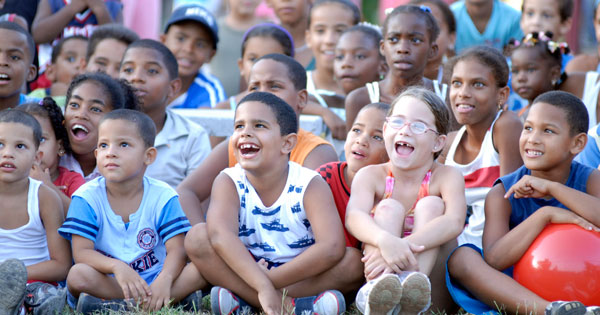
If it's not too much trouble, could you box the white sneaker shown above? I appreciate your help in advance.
[398,271,431,314]
[311,290,346,315]
[356,274,403,315]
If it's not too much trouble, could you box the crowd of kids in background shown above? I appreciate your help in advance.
[1,0,600,314]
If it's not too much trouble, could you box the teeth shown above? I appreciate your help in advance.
[458,104,474,109]
[527,150,543,156]
[240,143,258,149]
[323,51,335,55]
[396,142,413,148]
[2,163,13,167]
[0,74,8,79]
[72,124,88,133]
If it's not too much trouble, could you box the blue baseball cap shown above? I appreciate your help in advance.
[164,4,219,48]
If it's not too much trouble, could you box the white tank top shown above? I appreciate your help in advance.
[445,111,502,249]
[365,80,447,103]
[582,71,600,129]
[0,178,49,266]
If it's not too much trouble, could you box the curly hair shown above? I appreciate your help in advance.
[18,97,72,154]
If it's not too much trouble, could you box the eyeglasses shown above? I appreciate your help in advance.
[385,117,440,135]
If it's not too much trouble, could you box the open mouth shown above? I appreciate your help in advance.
[0,162,15,170]
[0,73,11,83]
[71,124,89,140]
[456,104,475,113]
[395,141,414,156]
[239,143,260,156]
[525,149,543,157]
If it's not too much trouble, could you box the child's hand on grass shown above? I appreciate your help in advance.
[146,275,172,311]
[113,262,151,304]
[257,286,283,315]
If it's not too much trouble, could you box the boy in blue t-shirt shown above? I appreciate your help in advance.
[59,109,194,313]
[446,91,600,315]
[160,4,225,108]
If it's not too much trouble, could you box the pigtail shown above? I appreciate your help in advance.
[117,79,140,111]
[41,97,71,154]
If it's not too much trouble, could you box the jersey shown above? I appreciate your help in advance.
[0,179,50,266]
[167,68,225,109]
[223,161,319,266]
[445,111,502,248]
[48,0,122,38]
[365,80,447,103]
[54,166,85,197]
[58,176,191,284]
[317,161,357,248]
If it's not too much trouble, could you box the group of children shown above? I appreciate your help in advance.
[0,0,600,314]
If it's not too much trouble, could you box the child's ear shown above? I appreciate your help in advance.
[26,64,37,82]
[558,17,573,40]
[159,33,167,44]
[45,64,56,82]
[79,58,88,72]
[550,64,561,85]
[57,140,66,157]
[497,86,510,109]
[569,132,588,155]
[281,133,298,154]
[433,134,446,153]
[207,48,217,63]
[305,29,312,49]
[296,89,309,113]
[379,39,385,58]
[237,58,244,76]
[144,147,157,166]
[377,58,388,80]
[34,150,43,166]
[428,42,439,61]
[168,77,182,100]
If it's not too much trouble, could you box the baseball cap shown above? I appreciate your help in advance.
[164,4,219,48]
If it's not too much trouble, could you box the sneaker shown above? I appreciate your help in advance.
[293,290,346,315]
[178,289,203,312]
[210,286,254,315]
[356,274,403,315]
[23,282,66,315]
[75,293,132,314]
[398,271,431,314]
[545,301,586,315]
[586,306,600,315]
[0,259,27,315]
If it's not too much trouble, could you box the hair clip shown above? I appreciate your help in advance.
[419,5,432,13]
[547,40,569,54]
[38,100,44,105]
[384,7,394,16]
[358,21,382,34]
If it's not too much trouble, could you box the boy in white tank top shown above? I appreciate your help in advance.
[0,110,70,315]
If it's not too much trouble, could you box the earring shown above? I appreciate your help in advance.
[58,149,65,156]
[551,79,557,86]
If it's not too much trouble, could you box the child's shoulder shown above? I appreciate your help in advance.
[164,109,208,137]
[354,162,388,184]
[495,110,522,130]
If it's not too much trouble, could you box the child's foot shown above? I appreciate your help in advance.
[398,271,431,314]
[210,286,254,315]
[24,282,67,315]
[75,293,132,314]
[294,290,346,315]
[356,273,403,315]
[178,289,204,312]
[545,301,586,315]
[0,259,27,315]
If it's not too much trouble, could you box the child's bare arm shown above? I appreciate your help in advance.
[207,173,280,306]
[302,144,339,170]
[147,234,186,311]
[31,0,88,44]
[177,140,229,224]
[346,166,384,246]
[26,185,71,282]
[303,101,347,140]
[493,111,523,176]
[72,235,152,302]
[86,0,117,25]
[403,166,467,248]
[344,88,370,132]
[265,177,345,289]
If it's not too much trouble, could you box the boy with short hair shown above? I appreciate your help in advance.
[119,39,211,188]
[83,23,139,79]
[58,109,194,313]
[160,4,225,108]
[186,91,347,315]
[266,0,314,69]
[447,91,600,314]
[29,35,88,108]
[0,109,70,315]
[0,21,38,109]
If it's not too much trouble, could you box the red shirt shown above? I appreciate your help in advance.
[317,161,358,248]
[53,166,85,197]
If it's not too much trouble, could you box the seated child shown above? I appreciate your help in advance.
[82,24,139,79]
[0,21,38,109]
[119,39,211,188]
[266,0,313,68]
[446,91,600,315]
[59,109,194,313]
[185,92,348,315]
[346,87,467,314]
[29,36,88,109]
[0,110,70,315]
[318,102,390,248]
[177,53,338,224]
[61,72,138,181]
[160,4,225,108]
[18,98,85,215]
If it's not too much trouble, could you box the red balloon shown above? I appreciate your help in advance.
[514,224,600,306]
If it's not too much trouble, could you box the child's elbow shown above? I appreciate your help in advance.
[320,237,345,266]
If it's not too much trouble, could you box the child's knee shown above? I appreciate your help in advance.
[447,246,480,281]
[184,223,211,258]
[414,196,444,217]
[66,263,97,294]
[374,199,406,218]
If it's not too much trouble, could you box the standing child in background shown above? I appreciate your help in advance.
[345,5,442,132]
[61,72,138,181]
[447,91,600,315]
[18,98,85,215]
[0,22,38,109]
[409,0,456,84]
[267,0,314,69]
[185,92,349,315]
[82,24,140,79]
[120,39,211,188]
[29,36,88,109]
[450,0,522,54]
[210,0,264,98]
[0,110,70,315]
[346,87,466,314]
[215,23,295,110]
[441,45,523,249]
[565,1,600,73]
[161,4,225,109]
[334,23,386,96]
[318,102,389,249]
[59,109,195,313]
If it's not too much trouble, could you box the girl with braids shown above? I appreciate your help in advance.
[18,98,85,214]
[60,72,138,182]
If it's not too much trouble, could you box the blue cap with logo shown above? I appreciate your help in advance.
[164,4,219,48]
